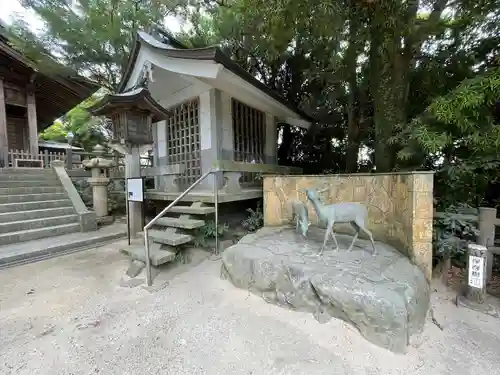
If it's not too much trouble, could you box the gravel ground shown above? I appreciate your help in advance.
[1,239,500,375]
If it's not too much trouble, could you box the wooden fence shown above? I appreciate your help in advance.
[3,149,65,168]
[0,148,152,177]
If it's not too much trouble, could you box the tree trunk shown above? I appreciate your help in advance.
[369,10,409,172]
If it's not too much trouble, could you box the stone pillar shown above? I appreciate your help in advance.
[0,78,8,167]
[410,172,434,283]
[199,89,222,189]
[465,244,488,304]
[26,86,38,156]
[264,114,277,164]
[89,178,110,217]
[478,207,497,282]
[82,145,115,221]
[125,146,143,236]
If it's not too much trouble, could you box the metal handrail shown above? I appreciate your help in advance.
[143,169,218,286]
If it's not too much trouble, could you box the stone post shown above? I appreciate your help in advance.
[478,207,496,282]
[465,244,488,304]
[82,145,115,222]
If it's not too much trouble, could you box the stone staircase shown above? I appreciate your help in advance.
[0,168,81,245]
[122,202,215,265]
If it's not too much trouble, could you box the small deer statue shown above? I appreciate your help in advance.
[291,200,310,238]
[305,188,376,255]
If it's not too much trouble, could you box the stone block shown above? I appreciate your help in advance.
[79,211,98,232]
[222,227,430,353]
[412,172,434,192]
[126,259,145,278]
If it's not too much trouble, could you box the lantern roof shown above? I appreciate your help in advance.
[88,87,171,123]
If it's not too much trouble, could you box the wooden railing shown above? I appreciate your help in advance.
[1,149,65,168]
[0,147,152,174]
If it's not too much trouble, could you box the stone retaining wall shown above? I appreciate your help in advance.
[263,172,434,281]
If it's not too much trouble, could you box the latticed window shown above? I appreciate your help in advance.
[232,99,266,184]
[167,98,201,188]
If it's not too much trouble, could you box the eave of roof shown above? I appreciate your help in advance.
[0,22,100,127]
[88,87,171,123]
[117,30,313,123]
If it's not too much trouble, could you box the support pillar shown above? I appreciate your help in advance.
[126,146,143,237]
[478,207,497,282]
[199,89,222,189]
[155,120,168,191]
[26,86,38,156]
[0,78,8,167]
[221,91,233,160]
[264,114,277,164]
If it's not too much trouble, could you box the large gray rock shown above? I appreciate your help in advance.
[221,226,430,353]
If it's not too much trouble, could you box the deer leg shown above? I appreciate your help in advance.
[329,225,340,251]
[320,220,335,255]
[355,218,376,255]
[347,222,359,252]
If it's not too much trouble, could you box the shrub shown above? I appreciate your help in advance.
[242,202,264,232]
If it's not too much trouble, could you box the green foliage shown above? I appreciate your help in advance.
[242,203,264,232]
[193,220,229,248]
[39,95,109,150]
[10,0,500,235]
[433,204,479,266]
[10,0,183,90]
[201,220,229,238]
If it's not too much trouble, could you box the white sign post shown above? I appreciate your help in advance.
[127,177,144,202]
[126,177,145,245]
[468,255,484,288]
[465,244,488,304]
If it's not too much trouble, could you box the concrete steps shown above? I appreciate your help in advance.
[156,216,205,229]
[0,214,79,235]
[0,180,61,188]
[121,243,176,266]
[0,168,82,247]
[0,186,64,195]
[0,223,81,245]
[0,206,75,223]
[0,173,56,181]
[0,192,68,204]
[124,202,215,267]
[149,228,194,246]
[169,205,215,215]
[0,223,127,269]
[0,199,72,213]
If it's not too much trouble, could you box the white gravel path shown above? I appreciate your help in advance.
[1,239,499,375]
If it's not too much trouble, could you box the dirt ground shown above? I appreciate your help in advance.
[1,240,500,375]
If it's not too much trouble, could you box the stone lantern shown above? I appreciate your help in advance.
[88,87,170,146]
[88,88,170,236]
[82,144,115,221]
